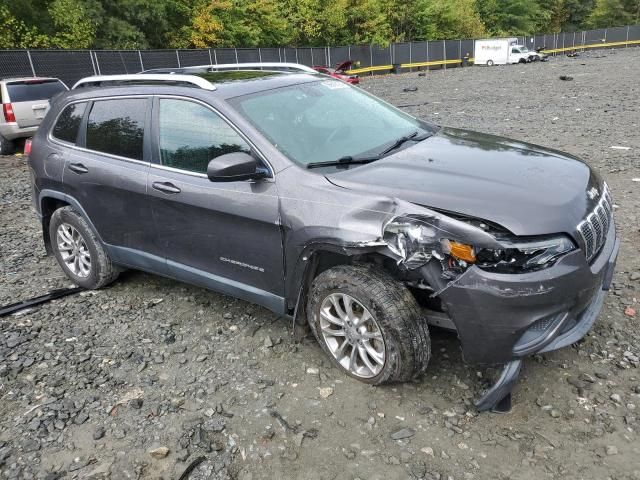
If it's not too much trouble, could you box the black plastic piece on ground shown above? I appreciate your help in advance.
[0,287,84,317]
[491,392,512,413]
[178,456,207,480]
[474,359,522,413]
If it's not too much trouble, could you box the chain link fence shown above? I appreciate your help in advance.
[1,25,638,87]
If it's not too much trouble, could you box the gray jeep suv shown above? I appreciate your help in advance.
[28,67,619,412]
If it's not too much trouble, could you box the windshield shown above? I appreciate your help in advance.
[519,47,529,53]
[228,79,434,167]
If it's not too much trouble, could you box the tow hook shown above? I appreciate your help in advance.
[474,359,522,413]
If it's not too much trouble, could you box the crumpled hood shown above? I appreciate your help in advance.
[326,127,600,237]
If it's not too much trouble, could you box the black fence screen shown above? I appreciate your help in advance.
[1,25,638,86]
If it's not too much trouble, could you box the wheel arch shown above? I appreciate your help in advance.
[39,190,103,254]
[287,241,399,324]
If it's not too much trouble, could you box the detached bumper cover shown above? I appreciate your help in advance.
[423,224,619,366]
[426,225,618,413]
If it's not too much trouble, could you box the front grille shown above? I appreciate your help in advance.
[577,183,613,261]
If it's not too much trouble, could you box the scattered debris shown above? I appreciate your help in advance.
[319,387,334,398]
[0,287,83,317]
[403,86,418,92]
[149,446,170,459]
[610,145,631,150]
[269,409,296,433]
[177,456,207,480]
[421,447,434,456]
[624,306,636,317]
[390,427,416,440]
[559,75,573,81]
[109,388,144,415]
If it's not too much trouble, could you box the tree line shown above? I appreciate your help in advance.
[1,0,639,50]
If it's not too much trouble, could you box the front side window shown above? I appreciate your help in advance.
[158,98,250,174]
[229,79,435,167]
[52,102,86,144]
[86,98,146,160]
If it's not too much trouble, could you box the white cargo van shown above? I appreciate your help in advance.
[474,38,533,66]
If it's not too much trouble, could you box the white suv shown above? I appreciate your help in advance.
[0,77,68,155]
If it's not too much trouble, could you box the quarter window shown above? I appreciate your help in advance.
[52,102,86,144]
[158,99,250,174]
[86,98,147,160]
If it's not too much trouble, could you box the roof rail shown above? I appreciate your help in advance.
[142,62,317,74]
[203,62,316,73]
[72,74,217,90]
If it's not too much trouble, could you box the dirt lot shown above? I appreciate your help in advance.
[1,48,639,480]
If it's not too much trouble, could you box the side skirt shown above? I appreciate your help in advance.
[105,244,286,315]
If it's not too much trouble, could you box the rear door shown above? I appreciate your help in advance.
[61,96,160,272]
[147,96,284,310]
[7,79,68,127]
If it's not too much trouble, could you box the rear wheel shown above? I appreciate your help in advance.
[486,60,494,66]
[50,206,119,289]
[307,264,430,385]
[0,134,15,155]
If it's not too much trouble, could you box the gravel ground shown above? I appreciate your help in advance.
[1,48,640,480]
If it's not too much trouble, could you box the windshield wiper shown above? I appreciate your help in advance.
[306,155,381,169]
[378,130,431,156]
[306,130,431,169]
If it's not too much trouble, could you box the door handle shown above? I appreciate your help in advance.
[152,181,181,194]
[68,162,88,174]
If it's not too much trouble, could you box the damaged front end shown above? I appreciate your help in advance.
[378,208,617,413]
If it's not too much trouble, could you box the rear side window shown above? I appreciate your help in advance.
[52,103,87,144]
[7,80,67,102]
[86,99,147,160]
[158,98,250,174]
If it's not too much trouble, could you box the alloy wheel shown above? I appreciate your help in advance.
[56,223,91,278]
[319,293,385,378]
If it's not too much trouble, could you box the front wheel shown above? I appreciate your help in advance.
[486,60,494,66]
[307,264,430,385]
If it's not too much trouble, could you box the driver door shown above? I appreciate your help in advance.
[147,96,285,312]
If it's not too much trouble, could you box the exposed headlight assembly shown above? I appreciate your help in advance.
[383,215,576,273]
[475,235,576,273]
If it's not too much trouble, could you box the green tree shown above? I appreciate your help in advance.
[345,0,392,45]
[0,5,50,48]
[587,0,639,27]
[413,0,487,40]
[477,0,542,35]
[48,0,95,48]
[560,0,596,30]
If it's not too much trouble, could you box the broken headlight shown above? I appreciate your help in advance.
[383,216,446,269]
[383,215,576,273]
[476,235,576,273]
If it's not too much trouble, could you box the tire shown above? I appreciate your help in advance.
[307,264,430,385]
[0,134,15,155]
[49,206,119,289]
[486,60,494,66]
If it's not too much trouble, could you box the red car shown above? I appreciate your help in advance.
[312,61,360,84]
